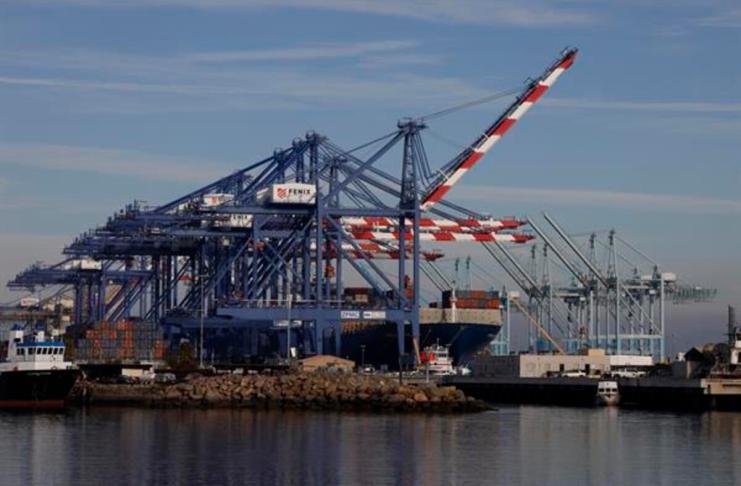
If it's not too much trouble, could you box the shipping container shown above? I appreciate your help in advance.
[18,297,40,308]
[256,183,316,205]
[201,193,234,207]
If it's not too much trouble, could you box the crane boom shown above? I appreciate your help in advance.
[350,230,533,244]
[420,48,578,211]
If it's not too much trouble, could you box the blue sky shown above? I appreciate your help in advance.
[0,0,739,348]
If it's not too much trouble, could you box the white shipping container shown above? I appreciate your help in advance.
[214,214,253,228]
[202,193,235,207]
[257,183,316,205]
[19,297,40,308]
[80,259,103,270]
[63,258,102,270]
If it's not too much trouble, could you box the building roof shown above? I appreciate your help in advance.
[299,355,355,369]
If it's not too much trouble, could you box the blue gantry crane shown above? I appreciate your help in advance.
[7,48,581,365]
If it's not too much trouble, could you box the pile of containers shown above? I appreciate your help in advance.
[344,287,384,306]
[73,319,168,362]
[441,290,500,309]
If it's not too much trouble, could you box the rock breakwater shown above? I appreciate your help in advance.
[77,372,489,413]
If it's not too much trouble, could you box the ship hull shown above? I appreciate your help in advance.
[0,369,79,409]
[341,322,501,369]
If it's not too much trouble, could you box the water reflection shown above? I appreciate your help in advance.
[1,406,740,485]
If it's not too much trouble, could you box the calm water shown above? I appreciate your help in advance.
[1,406,740,486]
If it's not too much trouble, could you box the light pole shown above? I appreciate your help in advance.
[360,345,366,369]
[199,272,205,369]
[286,292,292,361]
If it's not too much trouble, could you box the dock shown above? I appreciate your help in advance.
[444,376,600,407]
[445,375,741,411]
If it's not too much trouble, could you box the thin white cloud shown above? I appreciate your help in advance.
[456,185,741,215]
[545,97,741,114]
[0,143,230,183]
[14,0,595,27]
[693,8,741,28]
[0,70,487,113]
[357,53,443,69]
[0,75,269,96]
[183,40,419,63]
[0,40,479,113]
[0,40,420,72]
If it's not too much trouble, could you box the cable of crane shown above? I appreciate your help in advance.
[568,229,612,238]
[415,86,522,122]
[343,130,400,156]
[614,235,660,266]
[424,126,476,152]
[329,83,518,185]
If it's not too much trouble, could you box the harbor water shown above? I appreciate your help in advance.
[1,406,740,485]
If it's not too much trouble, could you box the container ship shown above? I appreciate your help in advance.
[340,289,502,369]
[65,289,501,370]
[0,325,79,409]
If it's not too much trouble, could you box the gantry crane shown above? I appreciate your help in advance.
[7,48,579,365]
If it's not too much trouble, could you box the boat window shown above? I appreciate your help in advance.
[17,348,23,356]
[28,347,34,355]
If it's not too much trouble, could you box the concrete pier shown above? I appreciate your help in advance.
[446,375,741,411]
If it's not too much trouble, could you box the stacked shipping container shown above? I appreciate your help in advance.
[440,290,501,310]
[72,320,168,362]
[344,287,385,306]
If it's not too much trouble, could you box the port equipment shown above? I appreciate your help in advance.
[483,213,715,360]
[8,48,579,364]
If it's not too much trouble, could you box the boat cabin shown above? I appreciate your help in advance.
[420,343,455,375]
[2,325,72,372]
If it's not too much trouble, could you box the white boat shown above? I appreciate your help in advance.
[596,380,619,406]
[0,325,79,409]
[420,343,455,375]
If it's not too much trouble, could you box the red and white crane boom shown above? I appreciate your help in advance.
[420,48,578,211]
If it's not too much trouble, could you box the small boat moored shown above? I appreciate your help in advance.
[596,380,619,407]
[0,325,79,409]
[419,343,455,375]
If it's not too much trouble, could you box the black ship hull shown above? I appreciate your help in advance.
[0,369,79,409]
[340,322,501,369]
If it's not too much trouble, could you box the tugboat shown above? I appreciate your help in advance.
[0,325,79,409]
[419,343,455,375]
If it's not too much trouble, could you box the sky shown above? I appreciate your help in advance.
[0,0,739,351]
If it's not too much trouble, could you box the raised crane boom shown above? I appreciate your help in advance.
[420,47,578,211]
